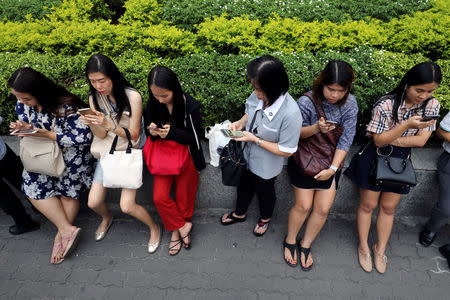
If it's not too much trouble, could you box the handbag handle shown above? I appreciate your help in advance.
[109,127,133,154]
[384,157,407,174]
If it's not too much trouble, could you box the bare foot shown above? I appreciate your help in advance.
[221,212,246,224]
[284,237,298,266]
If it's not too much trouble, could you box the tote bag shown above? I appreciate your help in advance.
[143,137,189,175]
[100,128,143,189]
[19,107,65,177]
[205,120,232,167]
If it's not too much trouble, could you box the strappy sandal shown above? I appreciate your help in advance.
[169,239,182,256]
[181,224,193,250]
[253,218,271,237]
[220,211,246,226]
[283,236,298,267]
[298,241,313,271]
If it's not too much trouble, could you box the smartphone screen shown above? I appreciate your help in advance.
[10,129,37,135]
[221,129,243,138]
[325,120,338,125]
[421,115,440,122]
[77,108,96,116]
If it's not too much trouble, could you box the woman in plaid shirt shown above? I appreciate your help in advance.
[344,62,442,274]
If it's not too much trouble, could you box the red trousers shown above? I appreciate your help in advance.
[152,155,199,231]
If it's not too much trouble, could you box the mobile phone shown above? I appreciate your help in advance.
[325,120,338,125]
[421,115,440,122]
[221,129,244,138]
[10,129,37,135]
[77,108,96,116]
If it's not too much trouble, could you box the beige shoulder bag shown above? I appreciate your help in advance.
[90,93,139,159]
[19,107,66,177]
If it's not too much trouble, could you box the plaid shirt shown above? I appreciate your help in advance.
[366,96,440,137]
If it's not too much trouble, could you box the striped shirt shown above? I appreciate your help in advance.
[366,96,440,136]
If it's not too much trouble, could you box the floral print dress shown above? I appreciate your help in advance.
[16,102,95,200]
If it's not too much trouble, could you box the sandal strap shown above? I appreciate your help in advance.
[283,240,297,259]
[256,218,271,227]
[169,239,182,250]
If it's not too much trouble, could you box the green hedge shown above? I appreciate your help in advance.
[0,0,448,59]
[1,49,448,140]
[0,0,61,22]
[161,0,432,31]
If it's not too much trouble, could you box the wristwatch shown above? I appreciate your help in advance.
[329,165,338,173]
[257,138,263,146]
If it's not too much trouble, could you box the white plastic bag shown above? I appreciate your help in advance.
[205,120,232,167]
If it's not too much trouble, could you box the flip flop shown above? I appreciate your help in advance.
[298,241,313,271]
[253,218,271,237]
[51,241,64,265]
[283,236,298,267]
[220,212,246,226]
[62,227,82,258]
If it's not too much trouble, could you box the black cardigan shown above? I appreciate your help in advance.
[144,94,206,171]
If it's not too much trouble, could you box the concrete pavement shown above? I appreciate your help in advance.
[1,202,449,299]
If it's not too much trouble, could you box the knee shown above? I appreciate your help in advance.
[313,207,331,219]
[359,202,377,214]
[120,202,135,215]
[292,202,311,215]
[87,196,100,210]
[379,204,397,216]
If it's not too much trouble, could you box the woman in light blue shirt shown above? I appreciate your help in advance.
[220,55,302,237]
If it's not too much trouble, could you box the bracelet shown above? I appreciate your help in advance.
[329,165,338,173]
[257,138,263,146]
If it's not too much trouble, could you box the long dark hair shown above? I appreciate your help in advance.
[388,62,442,123]
[246,55,289,106]
[7,67,85,117]
[312,60,354,106]
[147,66,186,129]
[85,54,134,122]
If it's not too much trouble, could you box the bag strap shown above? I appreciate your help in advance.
[302,92,326,120]
[109,127,133,154]
[241,110,259,152]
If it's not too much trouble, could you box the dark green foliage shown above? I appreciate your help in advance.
[0,0,61,21]
[161,0,432,31]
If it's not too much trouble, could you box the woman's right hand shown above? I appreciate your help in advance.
[406,116,435,130]
[229,120,244,131]
[317,117,335,133]
[147,122,160,136]
[9,120,32,131]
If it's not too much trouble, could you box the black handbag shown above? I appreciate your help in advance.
[374,145,416,189]
[219,139,247,186]
[219,112,258,186]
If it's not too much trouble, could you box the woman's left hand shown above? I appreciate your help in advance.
[234,131,258,143]
[314,168,335,181]
[18,127,56,140]
[157,124,170,139]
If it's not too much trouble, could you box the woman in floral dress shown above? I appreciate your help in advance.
[8,67,95,264]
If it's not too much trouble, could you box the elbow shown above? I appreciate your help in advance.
[282,152,293,158]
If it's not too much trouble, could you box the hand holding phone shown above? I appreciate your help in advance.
[10,129,37,135]
[221,129,244,138]
[77,108,96,116]
[421,115,440,122]
[325,120,338,125]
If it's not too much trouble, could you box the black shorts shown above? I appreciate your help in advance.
[287,157,341,190]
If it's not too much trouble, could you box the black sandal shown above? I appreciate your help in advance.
[253,218,271,237]
[180,224,193,250]
[283,236,298,267]
[298,241,313,271]
[220,211,246,226]
[169,239,182,256]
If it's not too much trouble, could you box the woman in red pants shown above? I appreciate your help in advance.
[144,66,206,256]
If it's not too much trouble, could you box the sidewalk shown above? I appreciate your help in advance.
[1,202,449,300]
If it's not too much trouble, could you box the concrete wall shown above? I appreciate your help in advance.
[3,136,442,217]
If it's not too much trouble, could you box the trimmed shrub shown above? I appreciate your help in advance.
[0,0,61,22]
[1,49,448,139]
[120,0,161,25]
[161,0,432,31]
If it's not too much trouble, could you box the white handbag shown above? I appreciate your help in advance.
[100,127,143,189]
[205,120,232,167]
[19,108,65,177]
